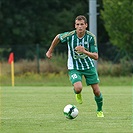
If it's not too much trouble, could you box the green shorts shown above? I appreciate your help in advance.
[68,67,100,86]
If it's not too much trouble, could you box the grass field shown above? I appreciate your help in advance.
[0,86,132,133]
[0,74,132,86]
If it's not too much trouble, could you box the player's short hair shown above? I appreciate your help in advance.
[75,15,87,24]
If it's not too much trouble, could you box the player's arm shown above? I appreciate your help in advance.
[46,34,60,59]
[84,50,98,60]
[75,46,98,60]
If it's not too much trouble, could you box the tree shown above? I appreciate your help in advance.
[1,0,117,61]
[101,0,133,58]
[0,0,88,46]
[0,0,53,45]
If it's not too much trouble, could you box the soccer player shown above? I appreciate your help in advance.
[46,15,104,117]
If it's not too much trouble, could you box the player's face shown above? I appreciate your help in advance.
[75,20,87,34]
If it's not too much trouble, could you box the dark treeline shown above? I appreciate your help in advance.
[0,0,132,62]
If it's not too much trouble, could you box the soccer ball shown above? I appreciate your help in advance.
[63,104,79,119]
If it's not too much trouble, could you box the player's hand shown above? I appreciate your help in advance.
[46,50,53,59]
[75,46,85,53]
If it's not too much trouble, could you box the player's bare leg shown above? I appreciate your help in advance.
[73,81,83,104]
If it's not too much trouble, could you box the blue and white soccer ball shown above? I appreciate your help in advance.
[63,104,79,119]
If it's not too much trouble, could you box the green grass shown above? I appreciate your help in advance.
[0,73,132,86]
[0,86,132,133]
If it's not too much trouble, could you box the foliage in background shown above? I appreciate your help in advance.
[1,54,132,77]
[0,54,132,86]
[0,0,116,62]
[0,0,132,62]
[0,0,88,45]
[101,0,133,58]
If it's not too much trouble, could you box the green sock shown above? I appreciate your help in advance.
[95,93,103,111]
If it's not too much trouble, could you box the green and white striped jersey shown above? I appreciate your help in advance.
[59,30,98,70]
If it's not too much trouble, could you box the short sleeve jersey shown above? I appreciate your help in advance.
[59,30,98,70]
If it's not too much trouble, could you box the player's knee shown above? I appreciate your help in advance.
[74,81,82,94]
[74,86,82,94]
[74,88,82,94]
[94,90,100,96]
